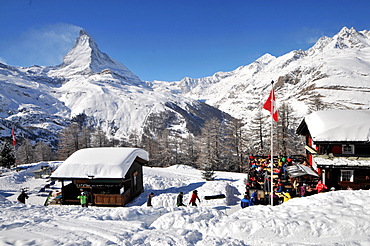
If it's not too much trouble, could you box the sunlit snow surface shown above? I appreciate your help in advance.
[0,162,369,245]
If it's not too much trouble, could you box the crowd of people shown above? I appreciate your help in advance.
[241,155,326,207]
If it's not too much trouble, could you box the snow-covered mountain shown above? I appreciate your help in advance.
[153,27,370,120]
[2,27,370,146]
[0,30,230,145]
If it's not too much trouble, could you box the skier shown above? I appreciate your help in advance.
[147,192,154,207]
[17,189,29,204]
[176,192,186,207]
[189,190,200,206]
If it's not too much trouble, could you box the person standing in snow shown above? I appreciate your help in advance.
[147,192,154,207]
[189,190,200,206]
[299,184,306,197]
[77,192,88,207]
[240,195,250,208]
[17,189,29,204]
[177,192,186,207]
[316,181,327,193]
[250,190,258,206]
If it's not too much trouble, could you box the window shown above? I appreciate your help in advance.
[340,170,354,182]
[342,144,355,154]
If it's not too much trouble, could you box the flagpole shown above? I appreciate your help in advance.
[12,125,17,166]
[270,81,274,206]
[263,81,278,206]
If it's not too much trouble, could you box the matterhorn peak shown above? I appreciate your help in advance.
[74,29,99,51]
[79,29,90,36]
[59,29,111,73]
[50,29,142,84]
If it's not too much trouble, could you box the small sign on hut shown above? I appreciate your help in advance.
[51,147,149,206]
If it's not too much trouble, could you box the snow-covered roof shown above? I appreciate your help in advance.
[314,157,370,167]
[286,164,319,178]
[51,148,149,179]
[304,110,370,142]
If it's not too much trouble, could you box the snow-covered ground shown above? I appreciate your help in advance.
[1,162,370,245]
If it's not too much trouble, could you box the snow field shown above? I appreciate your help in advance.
[0,162,370,245]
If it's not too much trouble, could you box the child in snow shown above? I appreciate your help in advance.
[250,190,258,206]
[177,192,186,207]
[77,192,88,207]
[240,195,250,208]
[189,190,200,206]
[147,192,154,207]
[17,190,29,204]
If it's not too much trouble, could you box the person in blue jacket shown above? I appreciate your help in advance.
[240,195,250,208]
[250,190,258,206]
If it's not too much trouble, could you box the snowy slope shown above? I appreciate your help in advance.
[153,27,370,120]
[0,162,369,245]
[0,30,228,144]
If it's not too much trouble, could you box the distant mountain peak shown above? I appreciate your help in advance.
[338,26,358,36]
[51,29,142,84]
[309,26,370,52]
[60,29,111,72]
[79,29,90,37]
[255,53,276,65]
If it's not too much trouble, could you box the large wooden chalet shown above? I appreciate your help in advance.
[51,147,149,206]
[296,110,370,190]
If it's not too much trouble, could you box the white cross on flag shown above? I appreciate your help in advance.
[263,89,278,122]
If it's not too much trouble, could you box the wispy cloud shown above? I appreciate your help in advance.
[295,27,325,46]
[3,23,81,67]
[0,57,6,64]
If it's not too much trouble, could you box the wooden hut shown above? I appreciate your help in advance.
[51,147,149,206]
[296,110,370,190]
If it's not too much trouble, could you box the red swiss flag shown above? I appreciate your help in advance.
[263,89,278,122]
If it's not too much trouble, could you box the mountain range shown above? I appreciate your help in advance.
[1,27,370,147]
[153,27,370,120]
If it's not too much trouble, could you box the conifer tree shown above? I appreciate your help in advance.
[57,123,81,160]
[277,103,305,156]
[17,139,36,164]
[247,110,269,155]
[91,126,109,147]
[0,140,16,168]
[35,141,54,162]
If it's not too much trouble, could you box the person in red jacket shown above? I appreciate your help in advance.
[189,190,200,206]
[316,181,327,193]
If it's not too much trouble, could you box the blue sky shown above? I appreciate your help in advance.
[1,0,370,82]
